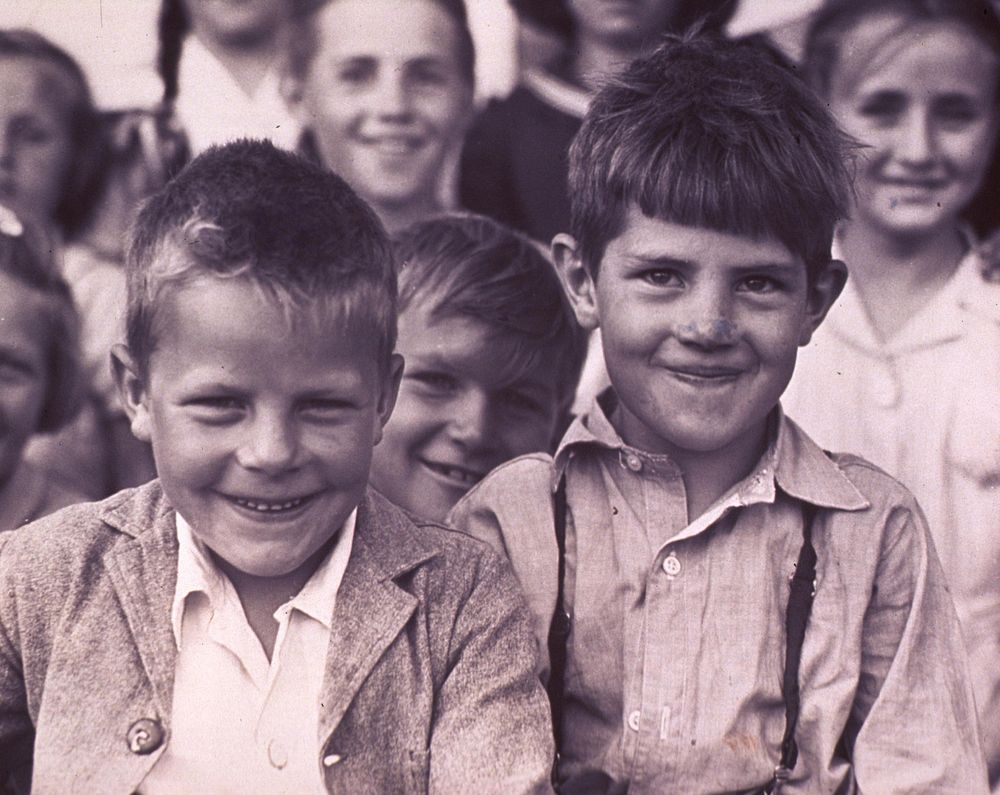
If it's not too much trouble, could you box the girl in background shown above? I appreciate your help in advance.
[0,29,155,497]
[0,205,85,531]
[784,1,1000,785]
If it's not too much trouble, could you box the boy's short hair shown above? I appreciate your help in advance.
[568,32,856,277]
[394,212,585,408]
[125,138,396,376]
[0,29,107,238]
[286,0,475,87]
[0,207,84,433]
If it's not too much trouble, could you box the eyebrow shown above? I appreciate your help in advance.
[626,255,801,272]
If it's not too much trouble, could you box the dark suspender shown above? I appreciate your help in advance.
[545,473,819,792]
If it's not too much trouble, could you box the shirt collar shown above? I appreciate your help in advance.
[171,508,357,646]
[555,389,868,514]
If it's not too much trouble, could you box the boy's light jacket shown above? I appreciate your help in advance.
[449,398,989,794]
[0,482,555,794]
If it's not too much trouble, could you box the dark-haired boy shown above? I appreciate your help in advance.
[449,34,988,792]
[0,140,554,793]
[371,212,585,522]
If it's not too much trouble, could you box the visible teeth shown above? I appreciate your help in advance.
[430,463,479,486]
[233,497,305,512]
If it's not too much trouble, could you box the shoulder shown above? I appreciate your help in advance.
[449,454,555,528]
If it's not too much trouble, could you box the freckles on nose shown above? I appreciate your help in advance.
[678,318,736,341]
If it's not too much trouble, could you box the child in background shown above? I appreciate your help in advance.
[370,212,585,521]
[0,206,85,532]
[459,0,735,245]
[783,0,1000,786]
[0,29,154,498]
[283,0,474,233]
[450,33,988,791]
[0,140,553,793]
[156,0,301,155]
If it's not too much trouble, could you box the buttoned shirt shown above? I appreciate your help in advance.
[783,246,1000,779]
[140,510,355,794]
[449,393,987,793]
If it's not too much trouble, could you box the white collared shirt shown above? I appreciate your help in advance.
[174,37,300,156]
[140,509,356,794]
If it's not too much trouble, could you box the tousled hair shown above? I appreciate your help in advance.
[568,32,856,277]
[286,0,475,87]
[395,213,585,409]
[0,207,84,433]
[0,29,108,238]
[125,139,396,375]
[802,0,1000,237]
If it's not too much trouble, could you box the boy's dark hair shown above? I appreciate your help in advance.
[126,139,396,376]
[286,0,475,87]
[802,0,1000,238]
[0,29,108,239]
[395,213,585,409]
[0,207,84,433]
[568,32,856,277]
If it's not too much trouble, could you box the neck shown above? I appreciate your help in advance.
[838,218,966,340]
[570,34,646,91]
[212,537,335,660]
[372,195,444,235]
[613,406,770,521]
[190,30,278,96]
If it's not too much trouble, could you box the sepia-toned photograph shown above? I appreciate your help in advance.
[0,0,997,791]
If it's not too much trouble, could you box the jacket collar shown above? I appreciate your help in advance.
[96,482,441,737]
[555,391,868,512]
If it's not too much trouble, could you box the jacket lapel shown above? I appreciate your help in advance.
[101,484,180,718]
[318,490,437,744]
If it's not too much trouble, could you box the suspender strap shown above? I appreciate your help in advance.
[547,467,820,792]
[768,501,819,792]
[547,474,571,752]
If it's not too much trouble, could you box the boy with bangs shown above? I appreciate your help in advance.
[371,212,585,522]
[0,140,554,793]
[449,34,988,792]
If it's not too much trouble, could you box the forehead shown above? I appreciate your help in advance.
[0,57,75,115]
[398,299,562,393]
[603,206,802,271]
[833,16,1000,99]
[149,276,380,384]
[312,0,463,66]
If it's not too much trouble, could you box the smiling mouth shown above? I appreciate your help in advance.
[666,367,743,384]
[226,495,314,514]
[420,459,485,489]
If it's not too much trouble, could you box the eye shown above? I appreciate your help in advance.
[299,397,352,420]
[858,93,905,125]
[409,371,459,396]
[336,59,375,85]
[183,396,246,423]
[737,275,783,294]
[11,119,52,145]
[408,63,449,88]
[933,96,981,128]
[502,389,546,416]
[640,268,683,287]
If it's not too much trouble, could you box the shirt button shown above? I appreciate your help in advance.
[623,452,643,472]
[268,738,288,770]
[662,553,681,577]
[323,753,343,767]
[126,718,165,755]
[628,710,641,731]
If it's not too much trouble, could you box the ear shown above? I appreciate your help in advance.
[372,353,405,445]
[552,233,600,331]
[111,343,154,443]
[799,259,848,346]
[280,69,309,124]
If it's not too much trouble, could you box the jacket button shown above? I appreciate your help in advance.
[126,718,165,755]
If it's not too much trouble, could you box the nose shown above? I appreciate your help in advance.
[448,388,493,450]
[674,286,737,349]
[236,412,300,475]
[371,73,412,121]
[896,110,935,166]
